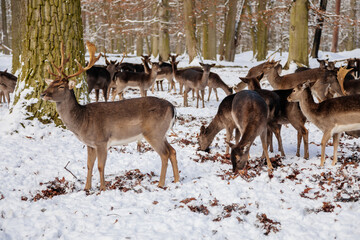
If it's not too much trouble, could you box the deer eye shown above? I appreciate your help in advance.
[59,86,65,89]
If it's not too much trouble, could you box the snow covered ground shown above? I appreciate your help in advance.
[1,50,360,239]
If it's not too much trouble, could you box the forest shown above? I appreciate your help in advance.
[0,0,360,239]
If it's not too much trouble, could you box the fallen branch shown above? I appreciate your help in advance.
[64,161,78,179]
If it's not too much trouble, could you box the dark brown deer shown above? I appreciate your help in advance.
[104,54,125,101]
[0,70,17,105]
[85,66,111,102]
[227,90,273,172]
[198,94,240,155]
[337,66,360,96]
[41,42,179,191]
[207,73,233,101]
[288,81,360,166]
[112,62,161,100]
[239,74,309,159]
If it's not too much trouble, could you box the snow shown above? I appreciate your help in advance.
[1,50,360,239]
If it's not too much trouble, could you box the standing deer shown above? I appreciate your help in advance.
[288,81,360,166]
[85,66,111,102]
[227,90,273,172]
[0,70,17,105]
[198,94,240,155]
[41,42,179,191]
[112,62,161,100]
[207,73,233,101]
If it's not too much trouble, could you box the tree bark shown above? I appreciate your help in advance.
[11,0,25,73]
[1,0,9,54]
[256,0,268,61]
[222,0,238,62]
[345,0,356,51]
[207,0,217,60]
[183,0,197,63]
[331,0,341,53]
[285,0,309,69]
[136,12,144,56]
[246,1,257,58]
[159,0,170,61]
[310,0,327,58]
[13,0,86,126]
[151,3,159,58]
[201,3,209,60]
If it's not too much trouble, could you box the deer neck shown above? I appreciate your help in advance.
[56,89,85,132]
[206,115,225,140]
[267,67,281,89]
[200,71,211,86]
[298,87,318,119]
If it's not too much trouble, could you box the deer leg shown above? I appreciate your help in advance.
[331,133,340,166]
[269,123,285,156]
[184,88,191,107]
[166,141,180,184]
[260,130,273,170]
[96,145,108,191]
[268,130,274,153]
[302,127,309,159]
[103,87,108,102]
[201,90,205,108]
[214,89,219,101]
[85,146,97,191]
[195,90,200,108]
[296,131,302,157]
[95,89,100,102]
[234,128,241,143]
[160,80,164,91]
[151,81,155,94]
[207,88,212,101]
[140,88,146,97]
[225,127,233,155]
[320,131,332,167]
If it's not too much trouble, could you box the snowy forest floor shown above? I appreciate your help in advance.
[1,50,360,239]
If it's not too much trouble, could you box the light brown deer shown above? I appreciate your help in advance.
[112,62,161,100]
[288,81,360,166]
[207,73,233,101]
[198,94,240,155]
[227,90,273,172]
[41,42,179,191]
[0,70,17,105]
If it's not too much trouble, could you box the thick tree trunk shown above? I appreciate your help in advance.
[331,0,341,53]
[345,0,356,51]
[256,0,268,61]
[183,0,197,63]
[285,0,309,69]
[136,12,144,56]
[11,0,25,73]
[13,0,86,126]
[207,1,217,60]
[159,0,170,61]
[223,0,238,62]
[1,0,9,54]
[310,0,327,58]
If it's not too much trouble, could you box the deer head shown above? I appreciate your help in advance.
[41,41,101,102]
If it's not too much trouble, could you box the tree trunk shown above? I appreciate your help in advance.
[331,0,341,53]
[11,0,25,73]
[183,0,197,63]
[310,0,327,58]
[345,0,356,51]
[201,3,209,60]
[1,0,9,54]
[13,0,86,126]
[207,0,217,60]
[223,0,238,62]
[159,0,170,61]
[246,1,257,58]
[256,0,268,61]
[285,0,309,69]
[151,3,159,58]
[136,12,143,56]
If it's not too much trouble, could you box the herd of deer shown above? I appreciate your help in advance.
[2,42,360,191]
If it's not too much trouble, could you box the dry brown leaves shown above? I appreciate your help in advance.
[107,169,155,192]
[255,213,281,236]
[31,177,75,202]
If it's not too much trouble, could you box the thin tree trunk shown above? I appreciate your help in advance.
[256,0,268,61]
[202,3,209,60]
[136,12,144,56]
[159,0,170,61]
[331,0,341,53]
[223,0,238,62]
[183,0,197,63]
[151,3,159,58]
[207,0,217,60]
[13,0,86,126]
[1,0,9,54]
[11,0,25,73]
[345,0,356,51]
[247,1,257,58]
[311,0,327,58]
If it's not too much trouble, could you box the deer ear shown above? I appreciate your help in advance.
[68,80,76,90]
[225,141,235,149]
[239,77,249,83]
[200,125,206,134]
[257,72,264,81]
[45,78,54,85]
[199,62,204,67]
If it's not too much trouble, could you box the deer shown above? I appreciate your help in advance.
[233,59,281,92]
[198,94,240,155]
[239,73,309,159]
[85,66,111,102]
[182,63,215,108]
[0,70,17,105]
[227,90,273,172]
[41,42,179,191]
[337,66,360,96]
[207,73,233,101]
[112,62,161,100]
[287,81,360,166]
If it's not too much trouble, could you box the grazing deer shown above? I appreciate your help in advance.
[287,81,360,166]
[227,90,273,172]
[0,70,17,105]
[233,59,281,92]
[41,42,179,191]
[85,66,111,102]
[207,73,233,101]
[112,62,161,100]
[198,94,240,155]
[239,74,309,159]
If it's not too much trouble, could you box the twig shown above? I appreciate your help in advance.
[64,161,78,179]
